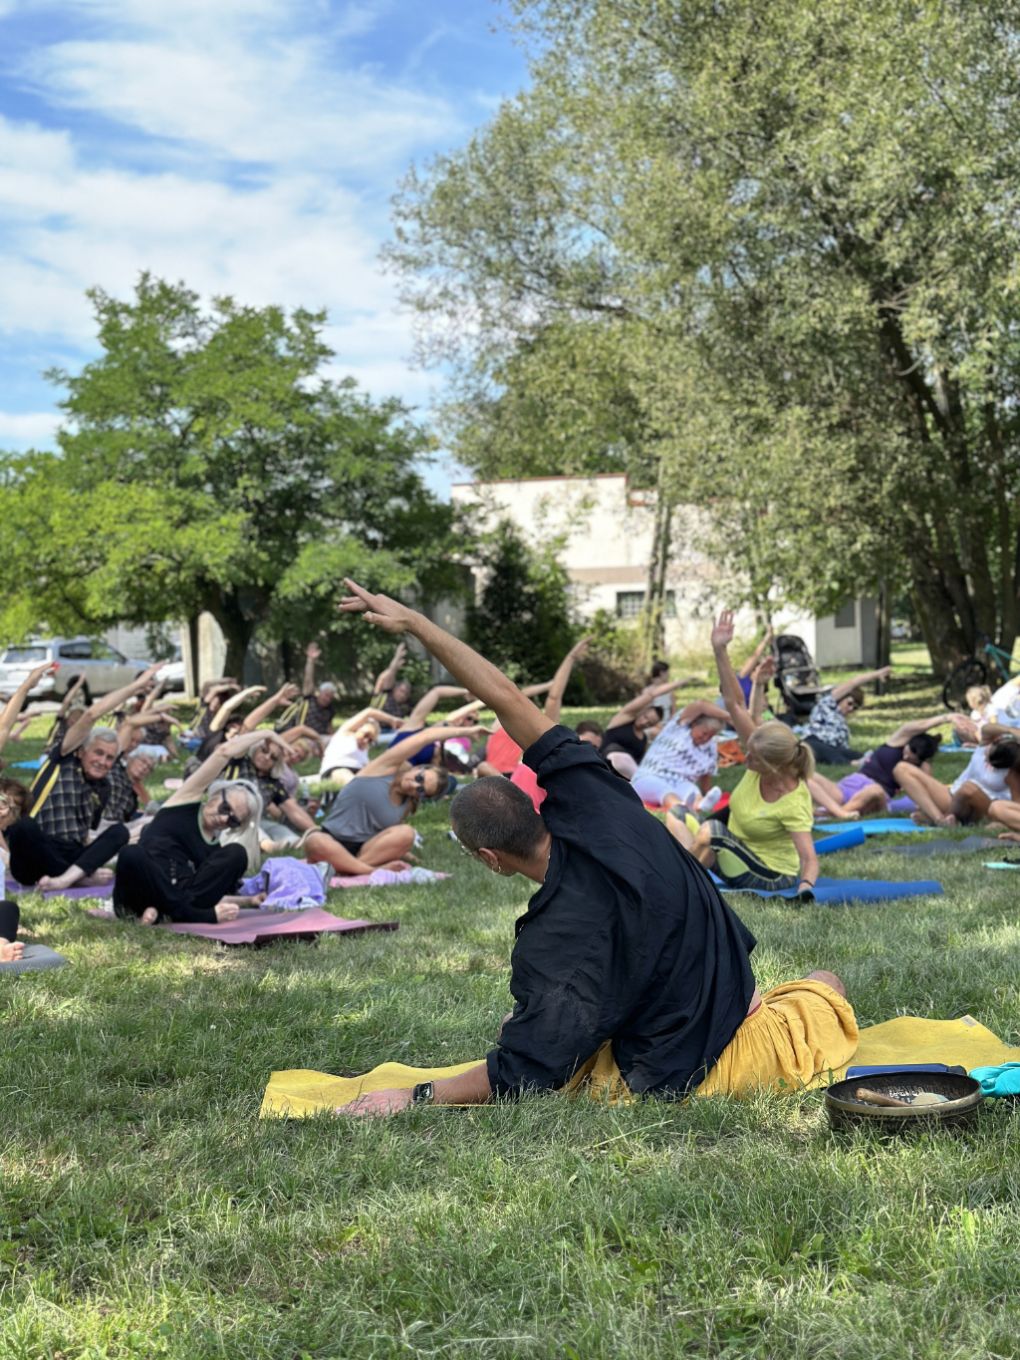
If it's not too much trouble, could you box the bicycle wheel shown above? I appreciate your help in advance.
[942,657,987,710]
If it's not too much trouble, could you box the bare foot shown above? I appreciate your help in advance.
[998,831,1020,843]
[0,939,25,962]
[85,868,115,885]
[379,860,411,872]
[37,870,84,892]
[140,907,159,926]
[936,814,957,828]
[214,901,241,922]
[834,810,860,821]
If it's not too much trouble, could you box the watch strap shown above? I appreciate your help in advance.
[410,1081,435,1105]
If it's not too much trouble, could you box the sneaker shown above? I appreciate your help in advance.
[699,786,724,816]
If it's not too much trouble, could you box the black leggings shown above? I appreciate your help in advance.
[0,899,19,943]
[113,842,247,924]
[7,819,130,887]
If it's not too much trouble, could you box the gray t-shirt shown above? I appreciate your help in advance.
[322,776,408,845]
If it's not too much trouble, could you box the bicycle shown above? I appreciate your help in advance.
[942,634,1020,710]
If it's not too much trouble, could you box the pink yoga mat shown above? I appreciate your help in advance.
[164,906,397,946]
[8,880,114,899]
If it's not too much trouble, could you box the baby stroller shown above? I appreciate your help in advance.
[772,634,823,717]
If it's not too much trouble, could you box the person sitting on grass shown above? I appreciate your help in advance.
[668,612,819,896]
[113,730,274,925]
[373,640,414,720]
[600,676,688,780]
[884,722,1020,827]
[272,642,339,737]
[796,666,893,765]
[808,714,963,822]
[6,663,165,892]
[303,721,484,878]
[332,580,857,1117]
[629,699,726,815]
[223,736,319,849]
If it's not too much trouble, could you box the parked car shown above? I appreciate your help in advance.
[0,637,151,703]
[158,643,186,693]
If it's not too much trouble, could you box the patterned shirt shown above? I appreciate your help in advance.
[28,749,110,845]
[806,694,850,749]
[104,755,140,822]
[224,756,289,814]
[635,713,719,785]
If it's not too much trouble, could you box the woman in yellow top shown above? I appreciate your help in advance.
[669,611,820,895]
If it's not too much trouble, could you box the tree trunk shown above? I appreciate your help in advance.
[910,569,969,676]
[209,595,256,680]
[187,613,201,697]
[643,478,672,665]
[875,582,891,672]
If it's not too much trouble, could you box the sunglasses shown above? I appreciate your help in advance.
[217,792,242,828]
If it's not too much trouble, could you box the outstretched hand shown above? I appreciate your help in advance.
[335,1087,414,1118]
[711,610,735,650]
[221,729,285,758]
[305,641,322,661]
[340,579,417,635]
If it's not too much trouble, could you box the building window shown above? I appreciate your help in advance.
[616,590,676,620]
[616,591,645,619]
[834,601,856,630]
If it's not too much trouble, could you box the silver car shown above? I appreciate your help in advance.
[0,637,150,703]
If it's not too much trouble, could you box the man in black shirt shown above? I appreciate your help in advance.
[334,581,857,1115]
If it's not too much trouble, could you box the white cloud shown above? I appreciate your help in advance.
[0,2,492,488]
[0,410,61,447]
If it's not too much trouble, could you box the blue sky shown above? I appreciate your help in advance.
[0,0,528,493]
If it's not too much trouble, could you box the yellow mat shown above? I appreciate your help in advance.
[845,1013,1020,1074]
[260,1015,1020,1118]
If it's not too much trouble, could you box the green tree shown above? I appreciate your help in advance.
[391,0,1020,672]
[466,521,578,682]
[0,276,467,679]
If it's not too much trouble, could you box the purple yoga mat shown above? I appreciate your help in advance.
[163,906,398,946]
[7,880,114,899]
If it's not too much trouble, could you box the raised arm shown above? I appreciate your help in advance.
[711,610,757,745]
[341,580,554,753]
[359,723,486,777]
[163,730,287,807]
[372,641,407,698]
[543,637,591,725]
[404,684,470,729]
[885,713,955,748]
[209,686,266,733]
[0,662,57,750]
[606,678,679,730]
[242,683,300,732]
[60,663,165,755]
[302,642,321,696]
[338,706,404,733]
[749,656,775,726]
[830,666,893,703]
[737,627,773,680]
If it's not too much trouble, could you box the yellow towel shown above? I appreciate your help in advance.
[260,1060,481,1118]
[847,1014,1020,1074]
[259,1012,1020,1118]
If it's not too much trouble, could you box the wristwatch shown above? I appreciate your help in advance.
[411,1081,434,1105]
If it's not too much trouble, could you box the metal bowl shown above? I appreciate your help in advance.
[825,1070,983,1131]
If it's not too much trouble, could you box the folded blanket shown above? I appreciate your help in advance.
[259,1013,1020,1118]
[330,867,450,888]
[239,857,328,911]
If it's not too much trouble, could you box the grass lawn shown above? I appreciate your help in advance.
[3,659,1020,1359]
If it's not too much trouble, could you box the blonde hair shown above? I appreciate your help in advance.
[747,720,815,781]
[966,685,992,711]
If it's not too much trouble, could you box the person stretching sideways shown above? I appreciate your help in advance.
[333,581,857,1117]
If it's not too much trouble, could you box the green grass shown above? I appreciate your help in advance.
[3,666,1020,1360]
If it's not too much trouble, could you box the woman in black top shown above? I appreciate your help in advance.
[113,731,275,925]
[601,676,683,779]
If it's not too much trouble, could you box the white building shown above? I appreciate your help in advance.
[452,473,878,667]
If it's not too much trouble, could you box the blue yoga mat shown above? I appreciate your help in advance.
[9,758,43,770]
[815,818,932,837]
[815,825,867,854]
[713,874,943,904]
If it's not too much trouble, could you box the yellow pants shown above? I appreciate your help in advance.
[565,979,859,1104]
